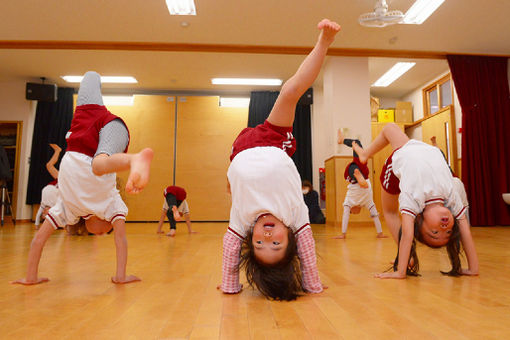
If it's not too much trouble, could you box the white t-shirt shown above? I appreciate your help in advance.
[392,140,466,219]
[227,146,310,238]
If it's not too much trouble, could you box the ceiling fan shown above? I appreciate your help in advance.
[359,0,404,27]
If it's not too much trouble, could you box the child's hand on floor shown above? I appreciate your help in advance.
[374,272,406,279]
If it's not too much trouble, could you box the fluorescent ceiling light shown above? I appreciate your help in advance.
[103,96,134,106]
[61,76,138,84]
[402,0,445,25]
[165,0,196,15]
[219,97,250,108]
[211,78,282,86]
[372,62,416,87]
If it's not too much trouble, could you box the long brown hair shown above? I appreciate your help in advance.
[240,228,303,301]
[393,213,462,276]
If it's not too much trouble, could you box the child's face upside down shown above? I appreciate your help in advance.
[420,204,454,247]
[252,214,289,265]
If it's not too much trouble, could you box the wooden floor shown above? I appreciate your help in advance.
[1,221,510,339]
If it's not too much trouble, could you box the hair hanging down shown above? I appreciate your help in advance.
[240,228,303,301]
[393,213,463,276]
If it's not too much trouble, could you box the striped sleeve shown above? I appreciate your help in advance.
[296,228,322,293]
[220,231,243,294]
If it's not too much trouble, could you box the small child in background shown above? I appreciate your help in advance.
[34,144,61,229]
[156,185,196,236]
[302,180,325,224]
[12,71,153,285]
[334,132,387,239]
[349,123,478,279]
[219,19,340,300]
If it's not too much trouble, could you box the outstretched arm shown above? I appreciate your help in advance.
[11,220,54,285]
[375,214,414,279]
[267,19,341,127]
[296,228,324,292]
[111,220,140,284]
[156,209,167,233]
[219,232,243,293]
[46,144,61,179]
[458,216,479,275]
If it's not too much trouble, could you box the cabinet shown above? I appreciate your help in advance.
[0,121,22,221]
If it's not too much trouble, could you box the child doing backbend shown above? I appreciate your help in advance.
[333,133,387,239]
[348,123,478,279]
[12,71,153,285]
[219,19,340,300]
[156,185,196,236]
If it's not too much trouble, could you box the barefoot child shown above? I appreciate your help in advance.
[12,71,153,285]
[35,144,61,228]
[333,132,387,239]
[219,19,340,300]
[156,185,196,236]
[351,123,478,279]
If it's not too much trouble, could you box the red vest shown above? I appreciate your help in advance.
[164,186,187,201]
[344,157,369,184]
[66,104,129,157]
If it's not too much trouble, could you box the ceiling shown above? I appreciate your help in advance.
[1,0,508,98]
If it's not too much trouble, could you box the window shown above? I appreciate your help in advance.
[423,73,453,116]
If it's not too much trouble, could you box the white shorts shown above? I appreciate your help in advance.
[40,184,59,209]
[163,198,190,214]
[47,152,128,229]
[343,179,377,214]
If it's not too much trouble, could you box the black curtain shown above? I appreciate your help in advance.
[247,91,313,183]
[26,87,74,204]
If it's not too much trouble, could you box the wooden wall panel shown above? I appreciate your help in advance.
[110,95,176,221]
[174,96,247,221]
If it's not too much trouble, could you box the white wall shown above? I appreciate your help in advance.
[0,79,36,220]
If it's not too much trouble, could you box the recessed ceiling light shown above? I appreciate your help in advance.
[166,0,196,15]
[402,0,445,25]
[61,76,138,84]
[103,96,135,106]
[372,62,416,87]
[219,97,250,108]
[211,78,282,86]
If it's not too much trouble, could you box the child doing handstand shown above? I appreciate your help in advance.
[334,133,387,239]
[219,19,340,300]
[156,185,196,236]
[12,71,153,285]
[349,123,478,279]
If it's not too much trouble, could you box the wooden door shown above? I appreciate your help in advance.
[421,106,458,175]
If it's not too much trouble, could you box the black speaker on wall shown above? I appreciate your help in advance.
[26,83,58,102]
[297,88,313,106]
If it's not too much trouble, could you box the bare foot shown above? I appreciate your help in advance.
[172,206,181,221]
[189,230,198,234]
[11,277,50,285]
[166,229,176,237]
[111,275,141,284]
[126,148,154,194]
[156,230,164,234]
[317,19,341,46]
[376,233,389,238]
[332,234,346,239]
[352,141,368,164]
[337,128,344,145]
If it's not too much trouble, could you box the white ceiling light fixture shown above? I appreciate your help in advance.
[212,78,282,86]
[219,97,250,108]
[402,0,445,25]
[359,0,404,28]
[372,62,416,87]
[61,76,138,84]
[165,0,196,15]
[103,96,135,106]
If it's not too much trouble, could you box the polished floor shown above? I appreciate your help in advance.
[1,221,509,339]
